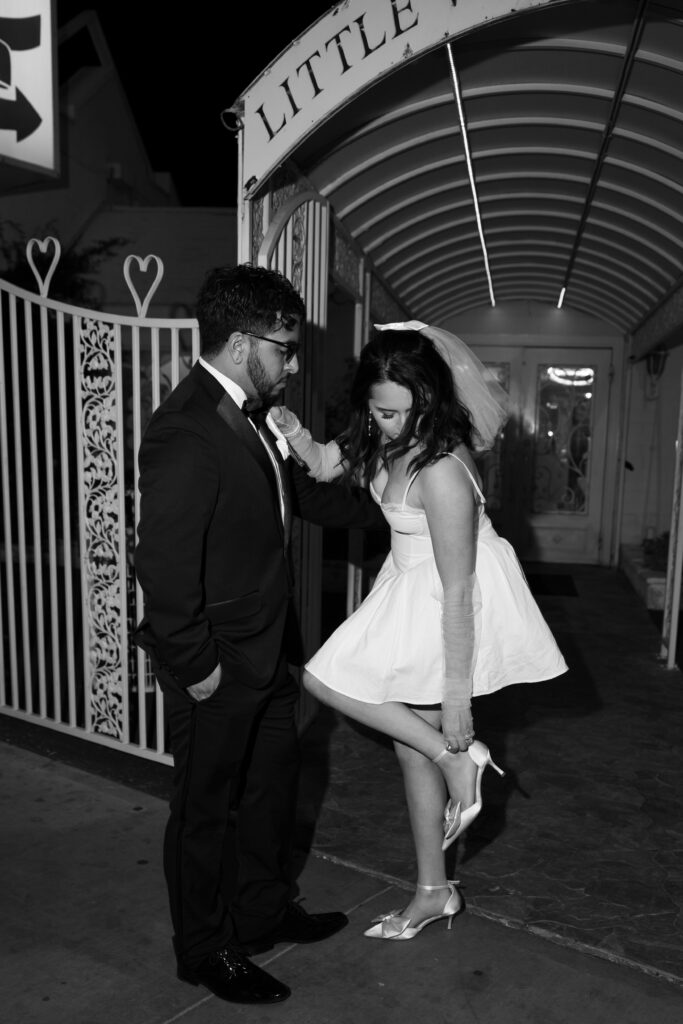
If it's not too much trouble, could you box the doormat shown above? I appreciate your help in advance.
[526,573,578,597]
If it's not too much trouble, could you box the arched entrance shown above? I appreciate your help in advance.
[231,0,683,661]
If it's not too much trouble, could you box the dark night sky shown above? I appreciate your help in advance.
[57,0,335,206]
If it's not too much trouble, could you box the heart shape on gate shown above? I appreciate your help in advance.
[123,253,165,317]
[26,236,62,297]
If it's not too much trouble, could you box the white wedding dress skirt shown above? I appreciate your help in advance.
[306,456,568,705]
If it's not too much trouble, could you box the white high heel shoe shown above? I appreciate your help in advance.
[364,881,463,940]
[433,740,505,851]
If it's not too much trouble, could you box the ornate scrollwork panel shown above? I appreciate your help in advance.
[270,162,306,215]
[290,203,307,293]
[79,317,125,739]
[370,275,406,324]
[251,197,264,264]
[332,225,361,299]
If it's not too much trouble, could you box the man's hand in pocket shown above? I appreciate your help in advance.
[187,663,222,701]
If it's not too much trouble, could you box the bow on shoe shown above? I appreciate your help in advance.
[443,799,461,837]
[369,910,412,938]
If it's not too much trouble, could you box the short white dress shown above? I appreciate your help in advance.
[306,454,568,703]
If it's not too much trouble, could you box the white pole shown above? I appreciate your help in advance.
[611,342,633,565]
[662,363,683,669]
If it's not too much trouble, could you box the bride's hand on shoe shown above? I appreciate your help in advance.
[432,738,506,850]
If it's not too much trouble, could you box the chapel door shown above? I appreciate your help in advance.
[473,346,614,564]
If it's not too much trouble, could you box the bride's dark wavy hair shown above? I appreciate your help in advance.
[338,328,475,483]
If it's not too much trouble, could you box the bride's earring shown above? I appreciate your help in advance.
[367,410,373,437]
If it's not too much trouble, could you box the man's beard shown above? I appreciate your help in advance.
[246,347,279,409]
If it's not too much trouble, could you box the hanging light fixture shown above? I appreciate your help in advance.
[547,366,595,387]
[644,348,668,400]
[645,348,668,381]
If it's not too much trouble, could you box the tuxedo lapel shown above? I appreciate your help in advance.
[257,424,293,546]
[216,393,272,477]
[215,393,285,541]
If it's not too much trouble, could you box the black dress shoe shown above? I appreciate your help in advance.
[177,946,290,1004]
[242,900,349,954]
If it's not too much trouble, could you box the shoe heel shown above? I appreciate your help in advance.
[474,741,505,778]
[446,886,465,930]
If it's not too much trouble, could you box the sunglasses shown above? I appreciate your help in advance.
[246,331,300,364]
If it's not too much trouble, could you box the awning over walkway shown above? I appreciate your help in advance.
[234,0,683,356]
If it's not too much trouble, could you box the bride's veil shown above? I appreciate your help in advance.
[374,321,510,452]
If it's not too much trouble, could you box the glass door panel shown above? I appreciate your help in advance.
[472,345,613,564]
[525,348,611,563]
[533,362,595,515]
[477,360,511,514]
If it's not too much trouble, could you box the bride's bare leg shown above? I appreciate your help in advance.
[392,709,457,923]
[303,671,477,813]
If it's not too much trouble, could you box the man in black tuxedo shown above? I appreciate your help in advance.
[134,264,384,1005]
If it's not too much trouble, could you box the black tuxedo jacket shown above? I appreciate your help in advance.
[134,362,384,691]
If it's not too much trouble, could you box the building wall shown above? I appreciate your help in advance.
[77,207,237,317]
[444,300,623,344]
[622,346,682,547]
[0,14,175,251]
[0,12,236,319]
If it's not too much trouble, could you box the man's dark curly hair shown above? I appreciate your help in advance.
[196,263,306,358]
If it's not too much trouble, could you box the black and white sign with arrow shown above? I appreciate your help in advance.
[0,1,57,174]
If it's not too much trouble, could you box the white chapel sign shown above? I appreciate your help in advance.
[0,0,57,174]
[238,0,567,195]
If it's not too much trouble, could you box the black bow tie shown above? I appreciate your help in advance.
[242,402,267,426]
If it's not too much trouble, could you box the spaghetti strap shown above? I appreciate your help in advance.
[447,453,486,503]
[401,473,420,510]
[402,454,485,507]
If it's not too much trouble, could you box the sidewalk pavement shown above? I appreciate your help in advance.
[3,562,683,1022]
[2,737,682,1024]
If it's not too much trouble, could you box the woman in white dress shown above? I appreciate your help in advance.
[271,322,568,940]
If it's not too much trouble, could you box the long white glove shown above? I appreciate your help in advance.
[441,573,480,709]
[269,405,344,481]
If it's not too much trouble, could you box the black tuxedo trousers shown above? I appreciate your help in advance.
[159,653,299,960]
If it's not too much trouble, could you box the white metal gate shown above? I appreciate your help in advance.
[0,242,198,764]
